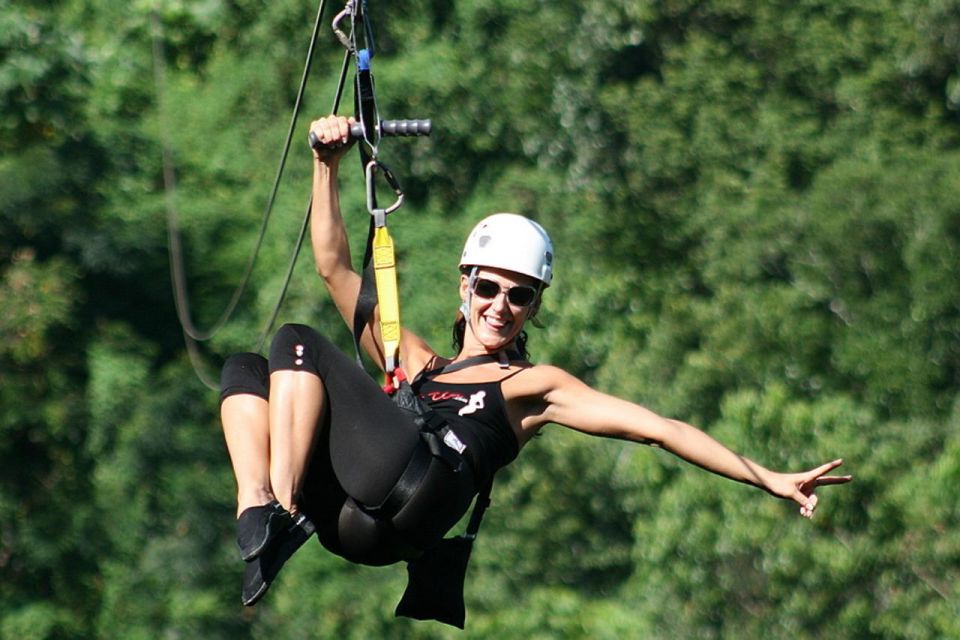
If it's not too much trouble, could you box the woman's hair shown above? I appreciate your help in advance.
[451,314,529,359]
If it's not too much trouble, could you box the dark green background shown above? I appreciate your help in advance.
[1,0,958,637]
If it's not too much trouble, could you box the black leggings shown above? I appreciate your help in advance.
[220,323,477,566]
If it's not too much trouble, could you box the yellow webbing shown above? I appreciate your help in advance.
[372,224,401,374]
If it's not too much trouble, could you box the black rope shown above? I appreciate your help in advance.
[256,10,363,354]
[151,12,219,390]
[158,0,417,387]
[252,0,340,352]
[153,1,331,388]
[254,199,310,353]
[155,0,330,345]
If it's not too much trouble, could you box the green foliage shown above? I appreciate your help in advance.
[90,353,240,639]
[2,0,959,638]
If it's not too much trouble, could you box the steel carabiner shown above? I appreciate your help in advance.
[331,0,356,51]
[365,159,404,225]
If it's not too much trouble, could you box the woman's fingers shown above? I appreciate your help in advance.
[309,115,355,154]
[798,493,818,518]
[791,459,853,519]
[811,458,846,478]
[815,475,854,486]
[808,460,852,490]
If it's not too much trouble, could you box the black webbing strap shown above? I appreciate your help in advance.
[412,351,524,383]
[349,28,380,366]
[372,446,494,542]
[366,379,463,518]
[369,439,432,518]
[346,0,382,367]
[463,477,493,541]
[354,0,379,152]
[351,217,378,366]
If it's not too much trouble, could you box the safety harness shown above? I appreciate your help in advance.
[378,350,521,512]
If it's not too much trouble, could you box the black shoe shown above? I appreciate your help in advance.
[236,501,292,561]
[241,512,316,607]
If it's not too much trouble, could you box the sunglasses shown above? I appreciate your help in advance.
[471,277,539,307]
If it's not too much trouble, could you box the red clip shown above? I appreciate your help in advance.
[382,367,407,395]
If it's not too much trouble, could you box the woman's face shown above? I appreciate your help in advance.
[459,267,541,351]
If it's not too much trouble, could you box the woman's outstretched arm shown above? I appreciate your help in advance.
[518,365,852,518]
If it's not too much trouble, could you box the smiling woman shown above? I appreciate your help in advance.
[452,212,552,358]
[216,114,852,626]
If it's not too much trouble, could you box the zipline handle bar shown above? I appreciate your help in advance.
[355,119,431,137]
[309,119,431,151]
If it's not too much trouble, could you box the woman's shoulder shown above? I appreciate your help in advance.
[500,363,594,439]
[501,362,579,398]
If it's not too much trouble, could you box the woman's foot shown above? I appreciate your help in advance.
[241,512,316,606]
[236,500,293,561]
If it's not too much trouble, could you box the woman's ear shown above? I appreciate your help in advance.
[527,294,545,328]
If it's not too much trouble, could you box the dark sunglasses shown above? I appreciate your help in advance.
[471,277,539,307]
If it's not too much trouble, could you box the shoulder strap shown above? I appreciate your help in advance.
[416,350,524,381]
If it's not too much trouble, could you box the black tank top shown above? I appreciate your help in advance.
[412,367,522,487]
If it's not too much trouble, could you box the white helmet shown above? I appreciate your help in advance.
[459,213,554,285]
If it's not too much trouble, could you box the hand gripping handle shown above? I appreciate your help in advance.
[309,119,432,151]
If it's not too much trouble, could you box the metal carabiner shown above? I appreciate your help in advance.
[331,0,356,51]
[365,159,404,224]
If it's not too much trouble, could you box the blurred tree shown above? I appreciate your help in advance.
[1,3,100,637]
[2,0,959,637]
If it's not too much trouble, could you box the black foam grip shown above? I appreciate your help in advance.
[351,119,432,137]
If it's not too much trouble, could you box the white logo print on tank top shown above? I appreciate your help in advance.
[458,390,487,416]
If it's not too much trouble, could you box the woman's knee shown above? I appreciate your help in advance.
[219,352,269,404]
[269,323,338,377]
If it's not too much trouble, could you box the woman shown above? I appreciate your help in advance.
[219,115,852,609]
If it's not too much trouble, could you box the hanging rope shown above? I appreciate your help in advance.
[151,2,331,388]
[253,15,357,354]
[152,1,329,339]
[150,10,218,390]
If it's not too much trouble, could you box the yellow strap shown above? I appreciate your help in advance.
[372,224,401,373]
